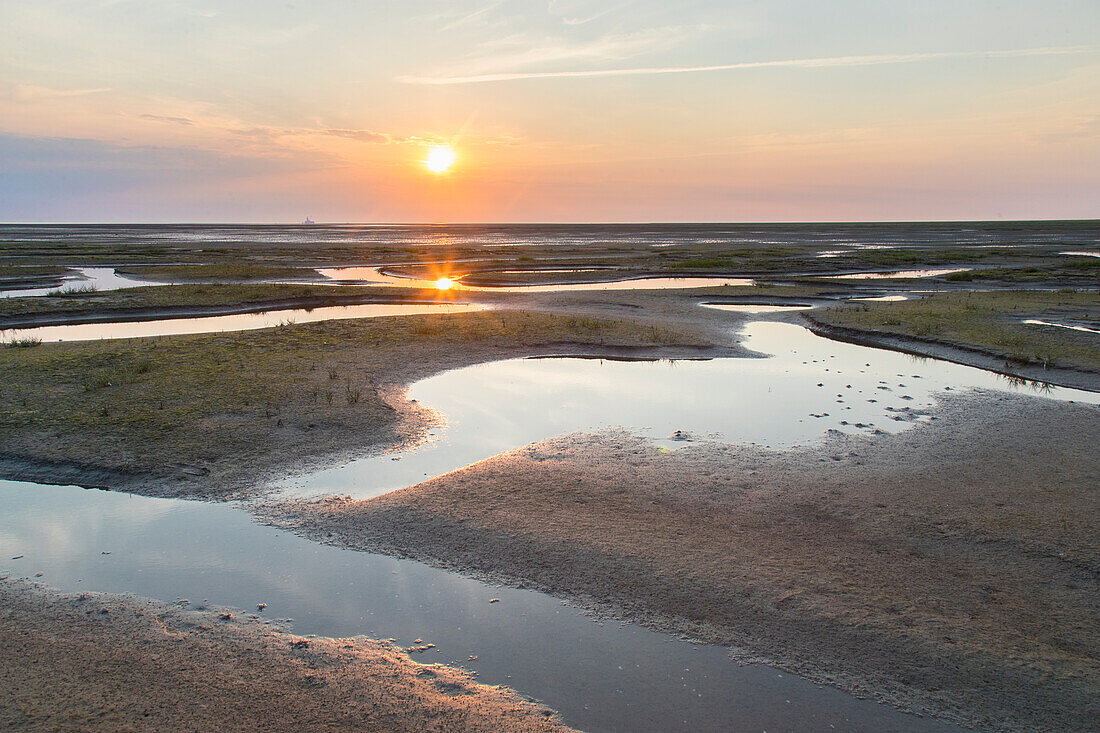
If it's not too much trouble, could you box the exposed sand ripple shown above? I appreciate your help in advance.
[275,391,1100,732]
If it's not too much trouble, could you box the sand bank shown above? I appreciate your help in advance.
[0,578,573,732]
[273,391,1100,732]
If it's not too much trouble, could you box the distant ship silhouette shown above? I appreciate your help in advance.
[301,216,316,225]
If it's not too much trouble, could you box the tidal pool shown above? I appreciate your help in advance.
[278,320,1097,501]
[0,267,166,298]
[0,479,961,733]
[0,302,483,343]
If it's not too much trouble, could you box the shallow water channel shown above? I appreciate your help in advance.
[0,302,483,343]
[0,267,167,298]
[1,477,964,733]
[3,314,1095,732]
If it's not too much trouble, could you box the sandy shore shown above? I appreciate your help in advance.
[0,578,574,732]
[271,390,1100,732]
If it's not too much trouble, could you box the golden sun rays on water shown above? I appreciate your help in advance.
[424,145,456,174]
[434,277,456,290]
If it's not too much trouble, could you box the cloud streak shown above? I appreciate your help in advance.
[401,45,1100,85]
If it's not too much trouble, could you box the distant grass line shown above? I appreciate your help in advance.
[0,266,73,279]
[944,259,1100,282]
[0,310,711,484]
[809,290,1100,372]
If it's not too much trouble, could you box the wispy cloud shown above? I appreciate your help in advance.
[11,84,112,101]
[549,0,633,26]
[321,128,390,143]
[438,0,507,31]
[401,44,1100,85]
[417,25,701,81]
[140,114,194,126]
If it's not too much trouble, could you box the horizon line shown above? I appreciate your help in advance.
[2,218,1098,227]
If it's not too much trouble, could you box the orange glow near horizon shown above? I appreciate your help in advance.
[434,277,456,290]
[424,145,456,174]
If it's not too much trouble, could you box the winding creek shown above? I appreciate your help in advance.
[2,306,1097,732]
[0,302,483,343]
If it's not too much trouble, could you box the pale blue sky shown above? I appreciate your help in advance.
[1,0,1098,221]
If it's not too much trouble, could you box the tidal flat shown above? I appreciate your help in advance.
[1,222,1098,732]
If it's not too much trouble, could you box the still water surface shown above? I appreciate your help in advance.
[0,480,960,733]
[0,302,483,343]
[0,267,166,298]
[279,319,1096,500]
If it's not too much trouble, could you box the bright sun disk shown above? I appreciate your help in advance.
[434,277,455,290]
[424,145,456,173]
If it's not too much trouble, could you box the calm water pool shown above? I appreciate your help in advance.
[0,267,167,298]
[278,320,1095,500]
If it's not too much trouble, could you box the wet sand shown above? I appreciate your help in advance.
[0,578,573,732]
[274,391,1100,732]
[2,283,1099,731]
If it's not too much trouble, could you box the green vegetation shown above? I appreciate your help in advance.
[47,284,98,296]
[810,290,1100,371]
[944,259,1099,282]
[5,336,42,348]
[0,266,73,279]
[0,311,710,483]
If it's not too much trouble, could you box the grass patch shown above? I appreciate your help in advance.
[47,284,98,297]
[810,290,1100,371]
[0,310,711,486]
[0,266,73,279]
[944,259,1100,282]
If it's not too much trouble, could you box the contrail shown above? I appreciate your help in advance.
[400,45,1099,85]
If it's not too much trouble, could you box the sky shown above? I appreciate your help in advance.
[1,0,1098,223]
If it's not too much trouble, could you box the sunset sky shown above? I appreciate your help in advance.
[2,0,1098,223]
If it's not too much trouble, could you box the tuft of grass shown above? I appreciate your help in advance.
[6,335,43,348]
[47,284,99,297]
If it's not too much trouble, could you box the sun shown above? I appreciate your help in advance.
[434,277,456,290]
[424,145,456,174]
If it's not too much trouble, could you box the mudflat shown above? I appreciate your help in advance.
[275,391,1100,732]
[0,579,573,732]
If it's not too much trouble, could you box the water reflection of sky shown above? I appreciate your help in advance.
[280,320,1097,500]
[1,302,483,343]
[0,267,164,298]
[0,480,961,733]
